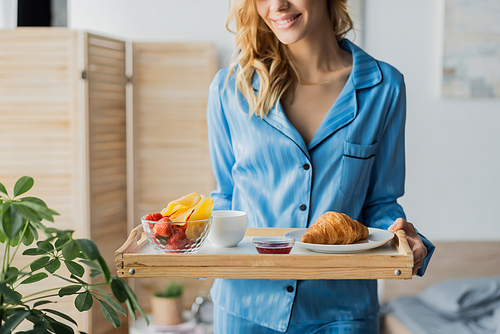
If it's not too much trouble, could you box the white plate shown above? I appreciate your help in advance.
[285,228,394,253]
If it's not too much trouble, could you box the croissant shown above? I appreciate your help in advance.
[301,212,369,245]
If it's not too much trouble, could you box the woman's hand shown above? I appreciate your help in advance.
[388,218,427,275]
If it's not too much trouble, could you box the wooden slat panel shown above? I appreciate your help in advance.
[132,42,217,316]
[0,27,85,331]
[132,42,217,219]
[86,32,128,334]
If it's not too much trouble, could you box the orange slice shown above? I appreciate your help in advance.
[161,193,202,220]
[188,197,214,221]
[185,197,214,241]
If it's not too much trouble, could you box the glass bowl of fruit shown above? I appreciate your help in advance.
[141,193,214,254]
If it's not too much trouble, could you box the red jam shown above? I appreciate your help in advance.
[255,246,293,254]
[253,236,295,254]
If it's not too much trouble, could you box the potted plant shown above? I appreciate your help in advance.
[0,176,149,333]
[151,280,185,326]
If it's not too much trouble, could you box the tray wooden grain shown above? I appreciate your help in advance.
[115,225,413,280]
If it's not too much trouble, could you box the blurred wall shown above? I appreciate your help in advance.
[0,0,17,28]
[68,0,236,68]
[364,1,500,241]
[68,0,500,241]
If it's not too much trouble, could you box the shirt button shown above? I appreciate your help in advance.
[299,204,307,211]
[286,285,294,293]
[302,163,310,170]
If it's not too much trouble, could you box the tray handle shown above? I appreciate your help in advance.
[114,224,148,267]
[394,230,414,263]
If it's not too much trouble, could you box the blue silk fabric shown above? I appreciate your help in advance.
[206,39,435,332]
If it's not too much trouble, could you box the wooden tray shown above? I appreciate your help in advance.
[115,226,413,280]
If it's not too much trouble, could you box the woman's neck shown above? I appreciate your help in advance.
[286,21,352,84]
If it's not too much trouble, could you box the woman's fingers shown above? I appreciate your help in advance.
[388,218,405,232]
[410,239,427,275]
[388,218,427,275]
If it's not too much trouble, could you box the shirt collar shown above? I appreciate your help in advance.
[339,39,382,90]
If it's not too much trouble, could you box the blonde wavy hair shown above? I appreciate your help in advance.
[226,0,354,118]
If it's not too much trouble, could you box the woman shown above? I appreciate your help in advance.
[206,0,435,332]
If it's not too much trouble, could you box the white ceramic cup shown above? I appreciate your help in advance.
[207,210,247,247]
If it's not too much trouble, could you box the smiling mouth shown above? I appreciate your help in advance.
[274,14,301,25]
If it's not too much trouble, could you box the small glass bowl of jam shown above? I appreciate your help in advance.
[253,236,295,254]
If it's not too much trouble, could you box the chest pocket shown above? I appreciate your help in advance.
[339,141,379,198]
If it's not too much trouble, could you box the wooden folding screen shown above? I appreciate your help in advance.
[1,28,217,332]
[84,33,129,334]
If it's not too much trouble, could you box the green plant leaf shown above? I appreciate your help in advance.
[0,282,22,303]
[53,274,80,284]
[13,176,34,197]
[23,248,48,256]
[28,222,39,241]
[59,285,82,297]
[44,315,74,334]
[22,224,35,246]
[30,220,47,235]
[125,284,149,326]
[62,241,80,261]
[14,202,40,223]
[97,298,122,328]
[55,234,70,249]
[21,196,48,207]
[1,205,25,240]
[65,261,85,278]
[89,270,101,278]
[37,239,55,253]
[157,280,185,298]
[20,272,48,284]
[20,201,56,223]
[30,256,51,272]
[97,255,111,283]
[9,228,24,247]
[70,274,88,285]
[110,278,128,303]
[125,299,137,322]
[95,292,126,316]
[10,205,25,237]
[77,239,100,260]
[45,227,72,235]
[0,181,8,196]
[79,259,101,271]
[45,259,61,274]
[0,310,30,334]
[33,300,54,308]
[41,309,78,326]
[75,292,93,312]
[29,318,49,333]
[0,202,12,238]
[3,307,29,317]
[4,266,20,284]
[0,227,5,243]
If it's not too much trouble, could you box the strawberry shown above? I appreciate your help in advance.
[152,213,163,221]
[166,237,192,250]
[144,213,163,221]
[155,222,172,237]
[158,216,172,223]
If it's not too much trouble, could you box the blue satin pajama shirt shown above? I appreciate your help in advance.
[206,39,435,332]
